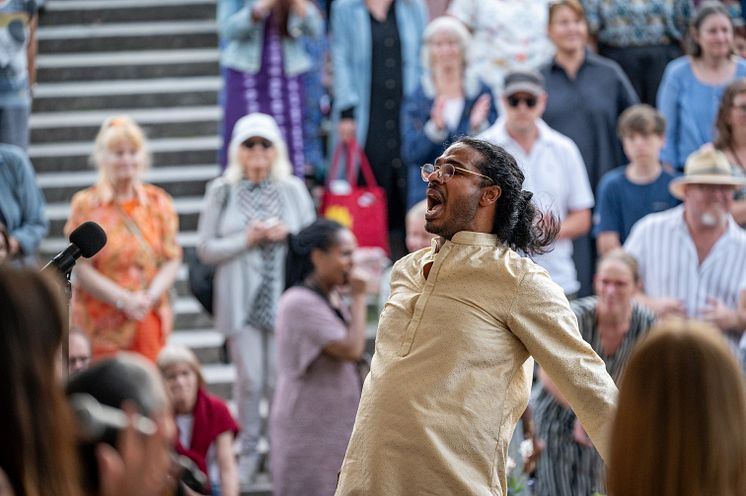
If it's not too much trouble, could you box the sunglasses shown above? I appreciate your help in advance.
[241,137,273,149]
[507,95,538,108]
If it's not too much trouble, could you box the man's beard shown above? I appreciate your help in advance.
[425,196,480,240]
[700,210,726,228]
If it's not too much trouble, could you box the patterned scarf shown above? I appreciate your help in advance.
[237,179,283,330]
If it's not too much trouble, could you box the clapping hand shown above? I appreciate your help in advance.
[469,94,491,131]
[430,96,446,131]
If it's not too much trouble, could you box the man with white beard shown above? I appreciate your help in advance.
[624,148,746,366]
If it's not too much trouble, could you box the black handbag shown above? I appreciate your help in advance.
[188,183,230,316]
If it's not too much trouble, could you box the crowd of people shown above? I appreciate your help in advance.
[2,0,746,495]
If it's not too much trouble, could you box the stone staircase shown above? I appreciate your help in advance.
[33,0,233,392]
[31,0,272,493]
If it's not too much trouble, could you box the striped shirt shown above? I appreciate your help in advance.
[533,297,655,496]
[624,205,746,321]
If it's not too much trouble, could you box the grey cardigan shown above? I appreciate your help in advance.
[197,175,315,336]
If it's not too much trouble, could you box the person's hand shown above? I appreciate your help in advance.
[348,267,369,297]
[252,0,275,20]
[572,418,593,447]
[291,0,308,16]
[469,94,491,131]
[701,297,738,331]
[648,297,686,318]
[430,96,446,131]
[122,291,151,321]
[97,404,177,496]
[264,220,289,242]
[7,236,20,256]
[521,435,544,475]
[246,221,269,247]
[338,118,356,144]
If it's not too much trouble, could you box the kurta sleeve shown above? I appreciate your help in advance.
[507,267,618,462]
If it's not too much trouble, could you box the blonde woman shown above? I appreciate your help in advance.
[157,345,239,496]
[196,112,315,483]
[64,116,182,362]
[609,319,746,496]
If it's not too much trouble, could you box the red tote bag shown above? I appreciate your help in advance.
[321,140,390,255]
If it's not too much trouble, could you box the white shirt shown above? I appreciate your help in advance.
[479,118,594,294]
[624,205,746,319]
[448,0,554,97]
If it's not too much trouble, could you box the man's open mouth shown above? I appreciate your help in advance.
[425,189,445,220]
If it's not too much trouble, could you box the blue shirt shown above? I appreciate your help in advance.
[657,56,746,170]
[593,166,680,243]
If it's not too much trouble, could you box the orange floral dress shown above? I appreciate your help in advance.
[64,182,182,362]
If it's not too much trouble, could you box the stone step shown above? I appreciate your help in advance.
[30,106,221,143]
[38,20,218,53]
[41,0,216,26]
[37,49,219,71]
[169,328,224,364]
[36,164,219,203]
[28,135,220,172]
[38,59,219,82]
[33,74,220,112]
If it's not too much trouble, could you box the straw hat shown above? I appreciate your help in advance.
[669,148,746,199]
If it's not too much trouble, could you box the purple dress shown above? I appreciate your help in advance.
[269,286,361,496]
[221,16,306,175]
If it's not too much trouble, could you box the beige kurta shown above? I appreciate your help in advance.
[335,231,618,496]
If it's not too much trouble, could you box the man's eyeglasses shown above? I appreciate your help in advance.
[241,137,274,149]
[507,95,538,108]
[421,163,493,183]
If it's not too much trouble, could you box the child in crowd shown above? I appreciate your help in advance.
[594,105,680,256]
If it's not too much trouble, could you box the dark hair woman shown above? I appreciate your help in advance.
[0,267,81,496]
[269,219,368,496]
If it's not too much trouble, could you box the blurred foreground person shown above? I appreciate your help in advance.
[66,353,183,496]
[608,318,746,496]
[270,219,367,496]
[0,267,170,496]
[0,267,81,496]
[157,345,239,496]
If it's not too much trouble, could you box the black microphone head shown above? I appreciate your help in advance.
[69,221,107,258]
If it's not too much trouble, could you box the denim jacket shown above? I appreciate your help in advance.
[218,0,324,75]
[0,144,48,263]
[330,0,427,147]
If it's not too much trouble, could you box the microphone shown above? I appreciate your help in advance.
[43,221,107,274]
